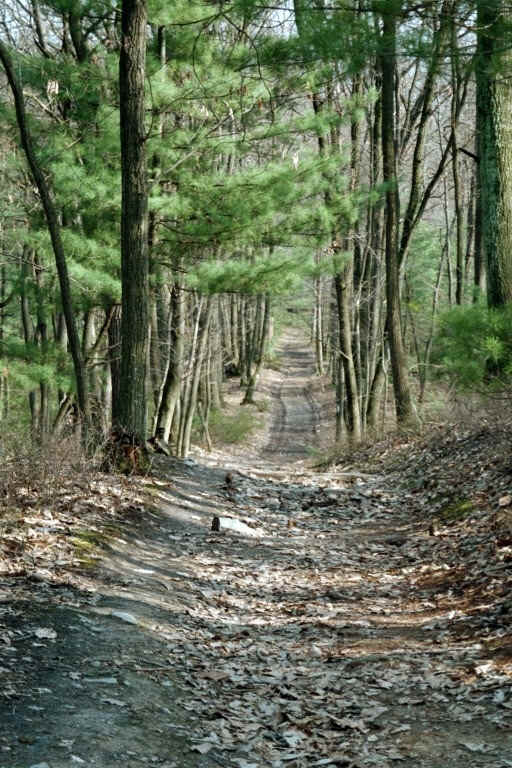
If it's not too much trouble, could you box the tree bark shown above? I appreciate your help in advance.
[154,263,185,444]
[178,296,213,458]
[334,268,362,440]
[380,6,417,426]
[476,0,512,307]
[116,0,149,439]
[450,6,464,305]
[243,294,271,404]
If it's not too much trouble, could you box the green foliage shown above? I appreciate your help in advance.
[406,225,443,308]
[0,0,397,442]
[208,407,257,444]
[189,253,314,295]
[435,303,512,389]
[252,2,377,73]
[438,499,475,524]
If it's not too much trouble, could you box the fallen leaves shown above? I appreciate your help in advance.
[0,472,149,580]
[3,419,512,766]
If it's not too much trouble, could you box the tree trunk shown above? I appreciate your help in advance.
[108,304,122,425]
[450,9,464,305]
[243,294,270,404]
[0,41,89,432]
[474,166,485,300]
[476,0,512,307]
[116,0,149,441]
[154,264,185,444]
[313,273,325,375]
[178,297,214,458]
[334,268,362,441]
[398,0,450,267]
[380,7,417,427]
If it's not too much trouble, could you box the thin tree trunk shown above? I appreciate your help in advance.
[380,7,417,427]
[154,263,185,444]
[107,305,122,426]
[178,297,214,458]
[0,41,89,432]
[314,274,325,375]
[243,294,270,404]
[334,269,362,440]
[367,354,385,432]
[398,0,450,267]
[450,10,464,305]
[474,164,485,300]
[420,236,446,402]
[464,171,476,294]
[34,252,49,438]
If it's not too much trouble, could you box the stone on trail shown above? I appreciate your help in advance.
[211,515,261,537]
[110,610,138,624]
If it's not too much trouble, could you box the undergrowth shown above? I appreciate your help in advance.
[0,432,89,506]
[208,407,258,444]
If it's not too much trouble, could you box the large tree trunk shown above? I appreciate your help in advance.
[115,0,149,440]
[476,0,512,307]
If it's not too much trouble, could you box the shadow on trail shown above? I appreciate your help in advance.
[1,450,509,767]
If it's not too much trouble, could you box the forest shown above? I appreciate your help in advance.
[0,0,510,462]
[3,3,512,766]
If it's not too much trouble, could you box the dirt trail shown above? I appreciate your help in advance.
[1,332,512,767]
[263,328,321,463]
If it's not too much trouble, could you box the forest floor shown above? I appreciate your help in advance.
[2,330,512,768]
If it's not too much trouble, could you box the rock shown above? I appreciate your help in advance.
[211,516,261,537]
[384,535,407,547]
[314,496,337,508]
[111,610,138,624]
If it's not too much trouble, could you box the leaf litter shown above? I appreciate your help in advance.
[2,404,512,764]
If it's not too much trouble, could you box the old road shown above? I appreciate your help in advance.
[1,331,511,767]
[264,328,321,463]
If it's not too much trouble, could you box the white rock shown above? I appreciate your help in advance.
[211,516,261,537]
[110,610,138,624]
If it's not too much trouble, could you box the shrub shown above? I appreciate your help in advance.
[208,407,258,444]
[434,303,512,389]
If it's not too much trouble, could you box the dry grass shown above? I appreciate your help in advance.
[0,432,89,506]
